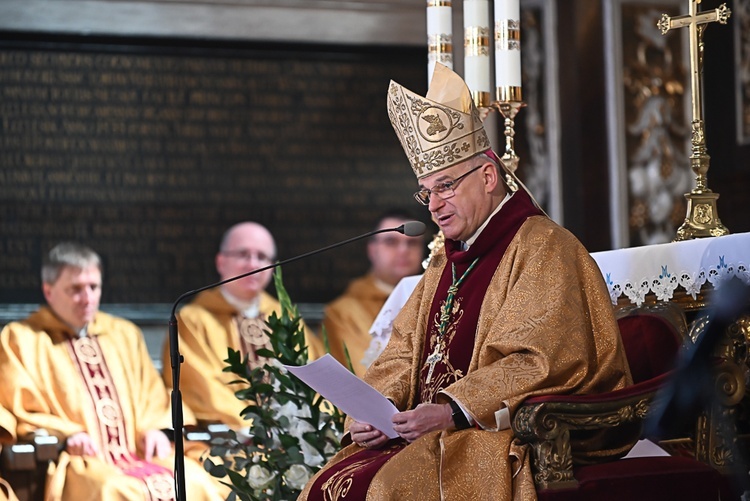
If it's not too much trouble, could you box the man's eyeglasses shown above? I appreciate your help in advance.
[221,249,274,265]
[413,164,483,206]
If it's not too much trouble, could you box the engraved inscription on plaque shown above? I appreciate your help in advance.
[0,45,427,303]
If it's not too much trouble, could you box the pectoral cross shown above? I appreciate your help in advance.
[657,0,731,240]
[425,343,443,384]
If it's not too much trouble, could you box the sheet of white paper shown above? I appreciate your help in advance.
[283,354,399,439]
[622,439,671,458]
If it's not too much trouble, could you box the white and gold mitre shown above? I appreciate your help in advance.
[387,63,491,179]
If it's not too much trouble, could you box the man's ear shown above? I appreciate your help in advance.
[215,253,225,276]
[482,163,500,194]
[42,282,52,303]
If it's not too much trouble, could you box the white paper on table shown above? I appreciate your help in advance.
[283,354,399,439]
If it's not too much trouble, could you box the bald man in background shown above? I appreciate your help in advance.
[162,222,324,429]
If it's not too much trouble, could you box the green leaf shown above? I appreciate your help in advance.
[203,457,228,478]
[342,342,355,374]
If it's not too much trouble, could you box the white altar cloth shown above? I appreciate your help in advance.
[591,232,750,306]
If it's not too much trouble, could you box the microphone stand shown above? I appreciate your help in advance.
[168,222,425,500]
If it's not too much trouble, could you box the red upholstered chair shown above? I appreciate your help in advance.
[511,303,743,500]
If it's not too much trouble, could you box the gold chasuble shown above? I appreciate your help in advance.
[0,308,223,501]
[301,189,632,500]
[162,289,324,428]
[0,405,18,501]
[323,274,392,377]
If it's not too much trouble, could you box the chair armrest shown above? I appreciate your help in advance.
[511,377,667,490]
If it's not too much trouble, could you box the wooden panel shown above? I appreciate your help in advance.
[0,35,429,304]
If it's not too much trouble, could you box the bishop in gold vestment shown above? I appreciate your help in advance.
[301,64,631,500]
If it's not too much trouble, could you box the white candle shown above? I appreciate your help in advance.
[493,0,522,90]
[464,0,491,104]
[427,0,453,84]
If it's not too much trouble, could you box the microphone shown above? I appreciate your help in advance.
[168,220,426,500]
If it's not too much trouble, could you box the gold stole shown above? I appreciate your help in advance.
[67,336,176,500]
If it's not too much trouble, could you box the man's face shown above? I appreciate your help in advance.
[367,217,424,286]
[421,160,491,241]
[216,224,276,302]
[43,265,102,330]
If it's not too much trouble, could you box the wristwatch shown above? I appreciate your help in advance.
[449,400,471,430]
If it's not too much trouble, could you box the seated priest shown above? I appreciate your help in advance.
[0,242,224,501]
[322,209,425,376]
[300,64,632,499]
[0,405,18,501]
[162,221,324,429]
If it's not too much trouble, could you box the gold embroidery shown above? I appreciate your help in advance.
[321,446,401,500]
[422,113,448,136]
[235,315,272,367]
[145,474,177,500]
[67,337,176,501]
[421,296,467,403]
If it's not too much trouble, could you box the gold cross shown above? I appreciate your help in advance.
[657,0,731,240]
[658,1,730,121]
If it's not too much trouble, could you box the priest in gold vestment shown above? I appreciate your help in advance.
[300,64,632,500]
[323,211,425,376]
[162,221,324,428]
[0,242,223,501]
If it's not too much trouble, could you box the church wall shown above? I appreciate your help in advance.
[0,33,429,307]
[1,0,748,315]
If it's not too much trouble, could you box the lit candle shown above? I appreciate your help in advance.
[494,0,522,101]
[427,0,453,84]
[463,0,491,108]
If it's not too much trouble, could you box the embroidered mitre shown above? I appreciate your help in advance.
[386,63,491,179]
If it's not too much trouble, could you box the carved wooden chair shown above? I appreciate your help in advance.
[512,302,748,500]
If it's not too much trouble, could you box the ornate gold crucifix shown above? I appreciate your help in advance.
[658,0,731,240]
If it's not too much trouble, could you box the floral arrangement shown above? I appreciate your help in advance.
[204,270,345,500]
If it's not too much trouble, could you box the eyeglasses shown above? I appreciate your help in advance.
[221,249,274,265]
[413,164,483,206]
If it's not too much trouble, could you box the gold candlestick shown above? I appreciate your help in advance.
[478,85,525,191]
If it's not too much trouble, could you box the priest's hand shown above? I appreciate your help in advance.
[140,429,172,461]
[349,421,389,449]
[65,432,99,457]
[392,403,452,443]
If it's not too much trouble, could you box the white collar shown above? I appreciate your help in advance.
[463,192,513,249]
[220,288,261,318]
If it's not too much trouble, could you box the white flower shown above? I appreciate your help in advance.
[300,438,324,467]
[247,465,276,490]
[288,416,315,439]
[266,358,287,373]
[283,464,312,491]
